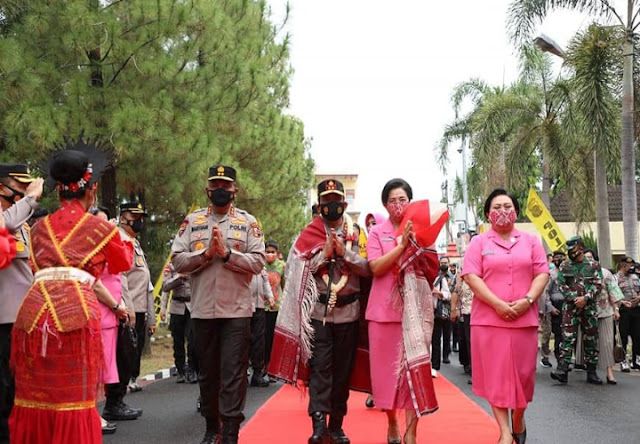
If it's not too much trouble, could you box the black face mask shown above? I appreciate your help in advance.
[125,218,144,234]
[320,201,345,222]
[0,184,25,205]
[208,188,234,207]
[568,250,581,262]
[553,259,564,268]
[440,264,449,272]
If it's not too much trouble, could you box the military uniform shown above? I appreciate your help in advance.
[161,262,198,382]
[552,237,603,384]
[171,165,265,444]
[0,164,36,442]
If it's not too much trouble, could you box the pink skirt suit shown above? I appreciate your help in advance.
[461,228,548,409]
[98,268,123,384]
[366,219,413,410]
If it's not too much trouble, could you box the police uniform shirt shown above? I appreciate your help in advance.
[161,263,191,316]
[250,269,273,311]
[170,205,265,319]
[0,196,37,324]
[120,227,155,325]
[309,224,371,324]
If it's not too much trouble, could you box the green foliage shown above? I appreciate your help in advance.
[581,229,598,252]
[0,0,314,273]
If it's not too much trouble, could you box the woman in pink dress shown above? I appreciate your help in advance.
[366,179,422,444]
[461,189,549,444]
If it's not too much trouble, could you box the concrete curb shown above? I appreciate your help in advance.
[141,365,177,382]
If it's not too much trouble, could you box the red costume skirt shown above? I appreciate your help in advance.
[10,305,103,444]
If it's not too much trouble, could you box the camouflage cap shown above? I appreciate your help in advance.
[565,235,583,250]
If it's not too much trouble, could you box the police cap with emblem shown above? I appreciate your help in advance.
[0,164,35,183]
[120,202,148,217]
[208,165,236,182]
[619,256,635,265]
[317,179,345,198]
[565,236,584,250]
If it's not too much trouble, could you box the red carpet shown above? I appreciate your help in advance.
[240,376,499,443]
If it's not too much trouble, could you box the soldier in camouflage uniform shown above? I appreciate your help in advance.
[550,236,603,385]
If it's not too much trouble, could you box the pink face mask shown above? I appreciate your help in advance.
[489,208,517,229]
[387,201,409,223]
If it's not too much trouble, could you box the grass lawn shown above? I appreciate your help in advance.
[140,324,175,377]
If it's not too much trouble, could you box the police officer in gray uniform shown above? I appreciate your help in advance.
[161,262,198,383]
[171,165,265,444]
[119,202,156,392]
[0,164,43,443]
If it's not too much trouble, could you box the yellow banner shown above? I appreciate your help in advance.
[526,188,566,252]
[153,204,199,324]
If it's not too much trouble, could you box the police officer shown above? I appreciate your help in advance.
[0,164,42,443]
[307,179,370,444]
[161,262,198,384]
[171,165,265,444]
[551,236,603,384]
[119,202,156,392]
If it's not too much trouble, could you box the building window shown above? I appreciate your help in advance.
[346,189,355,206]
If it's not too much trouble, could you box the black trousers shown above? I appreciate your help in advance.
[619,307,640,362]
[0,324,14,442]
[169,309,198,373]
[551,313,563,360]
[264,310,278,367]
[132,312,147,380]
[458,315,471,368]
[250,308,266,374]
[452,318,459,349]
[432,317,451,370]
[193,318,251,422]
[105,322,137,407]
[308,319,359,417]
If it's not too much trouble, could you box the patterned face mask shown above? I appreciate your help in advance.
[489,208,516,229]
[387,201,409,223]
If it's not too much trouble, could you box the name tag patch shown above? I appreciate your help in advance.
[481,249,495,256]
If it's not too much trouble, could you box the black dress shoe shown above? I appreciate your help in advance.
[442,357,451,364]
[606,377,617,385]
[120,402,143,417]
[365,396,374,408]
[186,369,199,384]
[101,422,117,435]
[176,372,186,383]
[102,403,139,421]
[309,412,329,444]
[329,429,350,444]
[250,374,269,387]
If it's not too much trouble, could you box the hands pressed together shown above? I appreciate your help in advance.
[205,226,230,260]
[323,229,346,259]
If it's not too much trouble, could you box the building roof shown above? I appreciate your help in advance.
[550,185,640,222]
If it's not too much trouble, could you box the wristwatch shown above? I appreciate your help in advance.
[111,303,119,312]
[524,296,534,305]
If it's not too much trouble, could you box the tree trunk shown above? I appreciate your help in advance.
[594,150,612,269]
[621,36,638,259]
[101,166,117,219]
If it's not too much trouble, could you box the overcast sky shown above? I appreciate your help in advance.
[268,0,608,225]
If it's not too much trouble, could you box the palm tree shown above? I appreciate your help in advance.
[508,0,639,260]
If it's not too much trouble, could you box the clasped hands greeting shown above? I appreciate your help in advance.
[205,226,230,260]
[323,229,346,259]
[495,297,531,322]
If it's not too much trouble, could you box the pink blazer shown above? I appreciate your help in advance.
[365,219,402,323]
[461,228,549,329]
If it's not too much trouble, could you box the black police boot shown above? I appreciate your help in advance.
[186,367,199,384]
[102,402,140,421]
[221,417,241,444]
[250,371,269,387]
[328,415,350,444]
[200,417,221,444]
[309,411,329,444]
[550,362,569,384]
[586,364,603,385]
[176,370,186,383]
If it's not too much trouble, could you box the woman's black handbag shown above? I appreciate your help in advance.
[116,321,139,376]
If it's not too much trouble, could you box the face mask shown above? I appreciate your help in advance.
[320,201,345,222]
[553,259,564,268]
[568,249,581,261]
[265,253,277,264]
[440,264,449,272]
[0,184,25,204]
[208,188,234,207]
[489,208,517,229]
[126,218,144,233]
[387,201,409,223]
[450,268,456,275]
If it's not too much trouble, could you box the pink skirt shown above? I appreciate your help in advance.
[471,325,537,409]
[100,326,119,384]
[368,321,412,410]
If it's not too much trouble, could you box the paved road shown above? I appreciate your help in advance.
[103,359,640,444]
